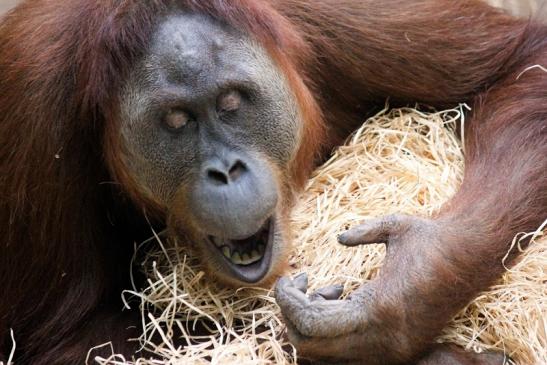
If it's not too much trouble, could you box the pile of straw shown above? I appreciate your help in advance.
[92,106,546,365]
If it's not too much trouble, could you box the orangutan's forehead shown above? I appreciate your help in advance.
[148,13,251,86]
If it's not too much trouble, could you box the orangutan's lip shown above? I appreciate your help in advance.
[207,217,274,283]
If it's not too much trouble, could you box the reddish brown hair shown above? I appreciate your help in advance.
[0,1,324,361]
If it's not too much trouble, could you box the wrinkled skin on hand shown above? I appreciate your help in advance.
[275,215,508,365]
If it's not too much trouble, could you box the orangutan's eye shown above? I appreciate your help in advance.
[217,90,242,114]
[163,109,191,130]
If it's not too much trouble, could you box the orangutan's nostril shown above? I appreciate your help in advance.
[228,160,246,181]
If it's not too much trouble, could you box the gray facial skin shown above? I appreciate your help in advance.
[119,13,302,284]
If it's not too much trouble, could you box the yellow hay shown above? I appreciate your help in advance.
[91,106,546,365]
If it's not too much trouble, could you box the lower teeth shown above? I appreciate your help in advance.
[219,245,264,265]
[231,250,262,265]
[211,225,270,266]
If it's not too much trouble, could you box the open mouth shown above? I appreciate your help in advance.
[207,217,274,283]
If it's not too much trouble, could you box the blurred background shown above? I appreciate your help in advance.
[0,0,16,15]
[0,0,545,18]
[489,0,546,16]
